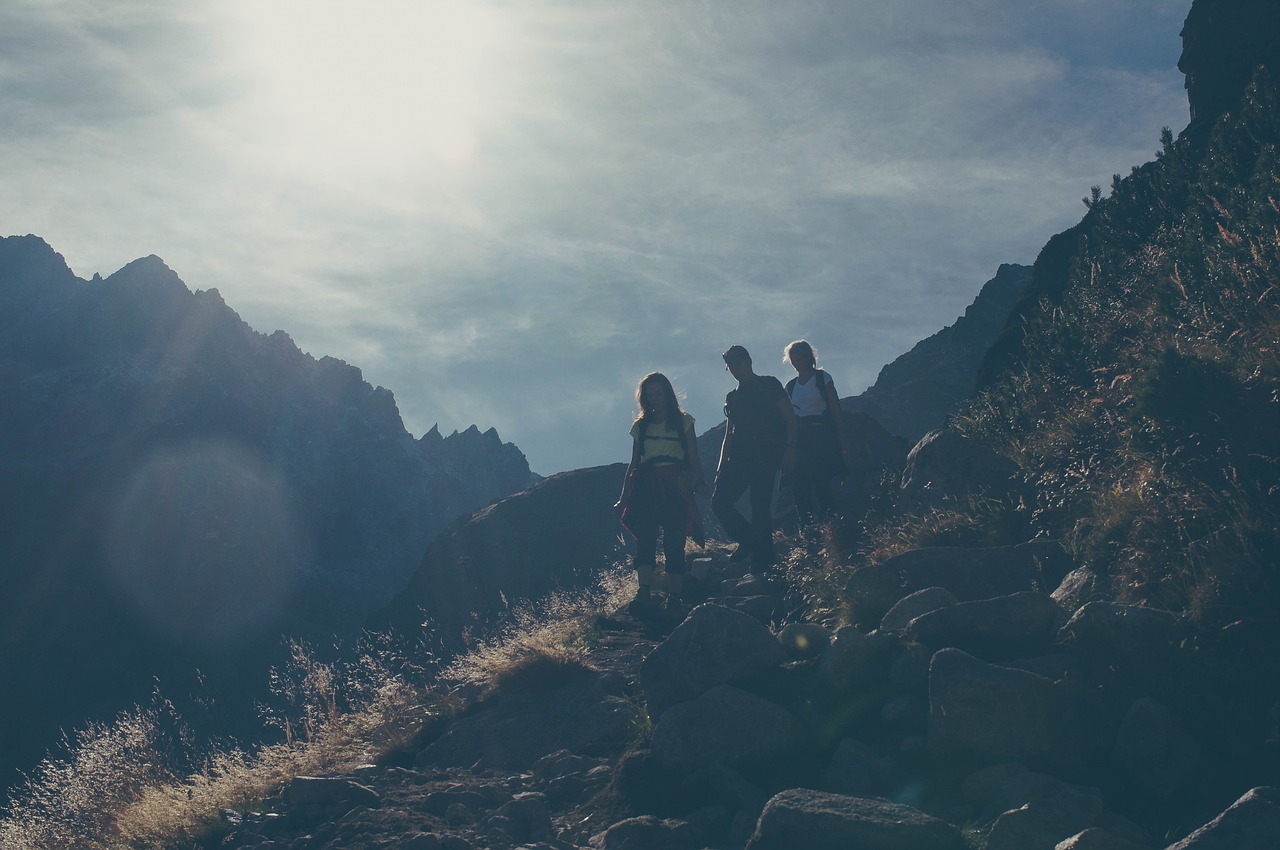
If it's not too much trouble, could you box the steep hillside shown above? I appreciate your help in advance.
[963,59,1280,620]
[0,235,534,790]
[847,263,1033,441]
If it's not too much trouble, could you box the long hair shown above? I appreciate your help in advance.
[784,339,817,368]
[635,372,683,428]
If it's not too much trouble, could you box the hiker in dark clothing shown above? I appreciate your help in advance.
[783,339,850,522]
[616,372,707,611]
[712,345,797,569]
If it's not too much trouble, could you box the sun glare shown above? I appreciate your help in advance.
[232,0,507,180]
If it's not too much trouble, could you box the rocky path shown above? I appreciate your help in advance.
[212,543,1280,850]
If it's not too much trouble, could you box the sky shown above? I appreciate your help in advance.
[1,0,1191,475]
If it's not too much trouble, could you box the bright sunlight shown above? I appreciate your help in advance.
[231,0,510,180]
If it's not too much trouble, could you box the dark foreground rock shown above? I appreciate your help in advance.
[746,788,967,850]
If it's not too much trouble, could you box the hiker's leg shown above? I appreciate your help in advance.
[748,456,779,567]
[712,459,753,546]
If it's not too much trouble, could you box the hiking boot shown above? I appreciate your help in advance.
[626,586,654,617]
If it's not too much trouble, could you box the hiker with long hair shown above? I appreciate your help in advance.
[783,339,850,522]
[615,372,708,611]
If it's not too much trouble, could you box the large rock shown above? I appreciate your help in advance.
[904,591,1066,659]
[987,803,1098,850]
[928,649,1103,779]
[846,540,1071,628]
[816,626,877,695]
[640,603,788,717]
[649,685,808,772]
[1056,602,1182,688]
[375,464,627,650]
[899,427,1022,512]
[746,788,966,850]
[961,762,1103,826]
[415,661,639,771]
[1164,786,1280,849]
[879,586,959,633]
[1114,697,1200,800]
[1056,827,1151,850]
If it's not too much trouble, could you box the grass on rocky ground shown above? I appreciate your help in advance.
[0,565,636,850]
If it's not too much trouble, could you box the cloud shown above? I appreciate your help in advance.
[0,0,1192,474]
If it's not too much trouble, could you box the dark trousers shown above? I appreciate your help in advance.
[713,451,781,566]
[793,418,840,521]
[632,465,689,574]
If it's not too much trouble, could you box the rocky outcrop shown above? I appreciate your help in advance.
[846,263,1033,442]
[372,464,628,647]
[1178,0,1280,127]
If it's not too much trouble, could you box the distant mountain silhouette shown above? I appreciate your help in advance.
[0,235,535,789]
[845,264,1033,442]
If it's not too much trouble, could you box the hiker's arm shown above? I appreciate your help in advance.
[716,422,731,481]
[778,395,799,473]
[616,439,642,507]
[825,374,851,453]
[686,421,709,496]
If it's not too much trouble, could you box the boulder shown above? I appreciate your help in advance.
[899,427,1022,512]
[1113,697,1199,800]
[415,661,639,771]
[282,776,381,809]
[904,591,1066,659]
[824,739,886,797]
[987,799,1107,850]
[478,792,551,846]
[649,685,808,772]
[879,586,959,633]
[746,788,966,850]
[1052,566,1109,614]
[1056,828,1151,850]
[928,649,1103,779]
[845,540,1071,628]
[961,762,1103,825]
[640,603,788,717]
[1056,602,1182,687]
[816,626,876,694]
[778,622,831,660]
[596,815,701,850]
[1163,786,1280,849]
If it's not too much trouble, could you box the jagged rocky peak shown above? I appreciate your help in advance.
[1179,0,1280,125]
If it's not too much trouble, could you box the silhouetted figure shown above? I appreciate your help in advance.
[712,345,797,570]
[616,372,707,612]
[783,339,850,523]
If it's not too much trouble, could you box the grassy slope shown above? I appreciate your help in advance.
[959,69,1280,622]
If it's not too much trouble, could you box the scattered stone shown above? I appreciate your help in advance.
[845,540,1070,628]
[282,776,381,809]
[899,427,1023,512]
[1113,697,1199,800]
[1055,827,1151,849]
[1055,603,1181,686]
[1052,566,1109,614]
[1163,786,1280,849]
[824,739,885,796]
[928,649,1103,778]
[746,788,966,850]
[640,603,788,717]
[986,802,1097,850]
[816,626,876,694]
[961,762,1103,826]
[596,814,698,850]
[416,661,639,771]
[879,586,959,633]
[905,591,1066,658]
[778,622,831,660]
[649,685,808,772]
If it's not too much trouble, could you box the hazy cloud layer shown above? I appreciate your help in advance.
[1,0,1189,473]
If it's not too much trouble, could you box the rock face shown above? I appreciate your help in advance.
[0,235,535,788]
[1178,0,1280,127]
[846,263,1033,442]
[372,463,628,647]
